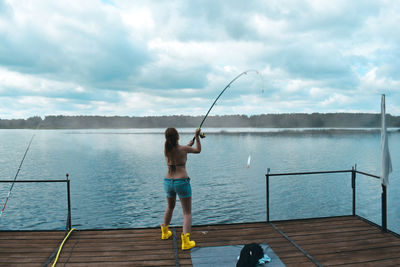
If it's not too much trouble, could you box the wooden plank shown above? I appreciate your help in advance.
[273,217,400,266]
[274,218,374,231]
[336,257,400,267]
[272,216,358,226]
[316,246,400,265]
[0,216,399,266]
[282,228,387,242]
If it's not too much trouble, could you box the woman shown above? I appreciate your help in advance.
[161,127,201,250]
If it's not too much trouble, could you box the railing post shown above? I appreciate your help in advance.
[351,166,356,216]
[266,168,270,223]
[66,173,72,231]
[382,184,387,232]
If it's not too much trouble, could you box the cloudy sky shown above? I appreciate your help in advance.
[0,0,399,119]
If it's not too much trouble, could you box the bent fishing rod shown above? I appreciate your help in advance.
[0,134,35,218]
[192,69,263,141]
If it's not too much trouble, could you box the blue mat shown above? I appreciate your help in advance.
[191,243,286,267]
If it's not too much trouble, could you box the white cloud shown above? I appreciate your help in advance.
[1,0,400,118]
[121,7,155,36]
[250,14,288,40]
[309,87,325,98]
[320,93,351,108]
[0,68,72,94]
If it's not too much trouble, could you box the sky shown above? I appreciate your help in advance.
[0,0,399,119]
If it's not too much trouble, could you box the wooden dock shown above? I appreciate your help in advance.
[1,215,400,266]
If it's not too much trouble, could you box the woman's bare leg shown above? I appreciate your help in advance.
[164,196,176,226]
[180,197,192,234]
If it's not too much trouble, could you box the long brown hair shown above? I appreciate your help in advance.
[164,127,179,157]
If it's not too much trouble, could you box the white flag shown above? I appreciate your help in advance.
[381,94,392,186]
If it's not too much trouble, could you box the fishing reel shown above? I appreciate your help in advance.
[191,131,206,142]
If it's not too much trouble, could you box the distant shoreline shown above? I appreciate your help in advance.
[1,113,400,129]
[2,128,399,135]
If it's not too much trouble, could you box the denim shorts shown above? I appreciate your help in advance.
[164,178,192,199]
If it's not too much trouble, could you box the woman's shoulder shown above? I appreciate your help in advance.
[178,144,191,153]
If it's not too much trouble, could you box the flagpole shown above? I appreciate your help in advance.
[380,94,391,232]
[382,184,387,232]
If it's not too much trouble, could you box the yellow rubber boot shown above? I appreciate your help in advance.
[181,233,195,250]
[161,224,172,240]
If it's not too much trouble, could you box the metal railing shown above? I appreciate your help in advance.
[266,167,388,231]
[0,174,72,231]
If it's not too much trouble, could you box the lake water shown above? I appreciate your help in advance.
[0,128,399,235]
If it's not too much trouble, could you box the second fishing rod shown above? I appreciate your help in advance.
[0,134,35,218]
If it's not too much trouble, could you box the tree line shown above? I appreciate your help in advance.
[0,113,399,129]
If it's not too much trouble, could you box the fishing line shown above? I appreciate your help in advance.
[193,69,264,142]
[0,134,35,218]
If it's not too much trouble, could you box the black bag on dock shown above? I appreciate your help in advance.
[236,243,264,267]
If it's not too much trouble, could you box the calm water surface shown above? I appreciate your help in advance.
[0,128,399,234]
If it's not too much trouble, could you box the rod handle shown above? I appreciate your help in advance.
[191,129,205,142]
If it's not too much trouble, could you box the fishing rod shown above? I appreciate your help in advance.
[0,134,35,218]
[192,69,263,141]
